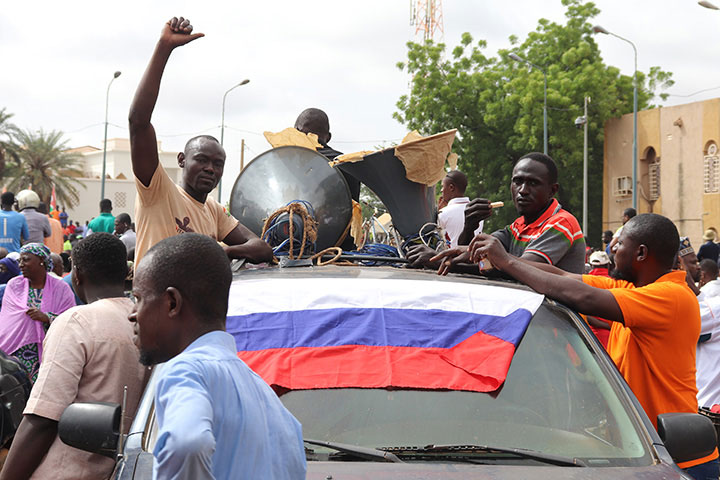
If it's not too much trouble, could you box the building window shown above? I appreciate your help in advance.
[648,163,660,201]
[613,176,633,197]
[114,191,127,208]
[640,146,660,202]
[704,143,719,194]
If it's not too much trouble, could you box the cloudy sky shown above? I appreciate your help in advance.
[2,0,718,203]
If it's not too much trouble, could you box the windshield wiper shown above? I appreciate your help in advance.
[381,444,587,467]
[304,438,403,463]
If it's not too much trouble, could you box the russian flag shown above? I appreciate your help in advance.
[228,277,544,393]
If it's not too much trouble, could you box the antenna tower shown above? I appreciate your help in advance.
[410,0,444,42]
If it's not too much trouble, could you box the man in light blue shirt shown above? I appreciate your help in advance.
[129,231,306,480]
[0,192,29,253]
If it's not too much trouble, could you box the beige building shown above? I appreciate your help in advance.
[603,98,720,248]
[63,138,220,227]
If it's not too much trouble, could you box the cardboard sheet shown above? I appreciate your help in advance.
[395,129,457,186]
[349,200,363,244]
[329,129,458,186]
[263,128,322,150]
[331,150,374,166]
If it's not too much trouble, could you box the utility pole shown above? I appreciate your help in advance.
[240,139,245,171]
[583,96,590,235]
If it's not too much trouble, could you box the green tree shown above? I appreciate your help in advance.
[8,129,85,208]
[0,108,20,180]
[395,0,673,246]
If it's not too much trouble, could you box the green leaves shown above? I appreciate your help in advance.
[395,0,673,245]
[8,129,86,208]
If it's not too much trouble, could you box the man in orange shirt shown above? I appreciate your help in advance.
[39,203,64,254]
[435,213,718,477]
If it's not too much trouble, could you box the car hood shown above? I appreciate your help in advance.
[307,461,688,479]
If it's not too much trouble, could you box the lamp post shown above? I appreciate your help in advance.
[509,53,548,155]
[593,25,638,210]
[219,79,250,203]
[101,71,121,201]
[575,97,590,234]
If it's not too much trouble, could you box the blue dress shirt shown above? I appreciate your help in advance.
[152,330,306,480]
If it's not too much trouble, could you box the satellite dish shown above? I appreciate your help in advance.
[229,146,353,251]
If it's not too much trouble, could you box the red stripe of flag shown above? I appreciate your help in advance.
[238,330,516,393]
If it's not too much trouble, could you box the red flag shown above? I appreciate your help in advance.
[50,185,57,211]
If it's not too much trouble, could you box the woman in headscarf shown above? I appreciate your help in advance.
[0,243,76,382]
[0,257,21,285]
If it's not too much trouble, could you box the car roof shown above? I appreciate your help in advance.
[234,264,537,293]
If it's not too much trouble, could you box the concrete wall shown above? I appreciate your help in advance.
[65,178,136,226]
[603,98,720,248]
[81,138,182,183]
[702,99,720,237]
[603,114,635,233]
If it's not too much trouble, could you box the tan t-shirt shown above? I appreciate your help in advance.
[134,163,239,265]
[24,297,149,480]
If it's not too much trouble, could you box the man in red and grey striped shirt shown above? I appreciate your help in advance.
[437,152,586,275]
[491,152,585,273]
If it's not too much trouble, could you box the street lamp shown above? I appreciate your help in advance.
[219,79,250,203]
[101,71,121,202]
[575,97,590,235]
[509,53,548,155]
[593,24,638,210]
[699,1,719,9]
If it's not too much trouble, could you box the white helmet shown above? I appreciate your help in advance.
[16,190,40,211]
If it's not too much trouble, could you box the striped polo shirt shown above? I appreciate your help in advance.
[492,198,586,273]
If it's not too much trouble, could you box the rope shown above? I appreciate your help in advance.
[260,201,318,260]
[310,247,343,266]
[334,218,352,247]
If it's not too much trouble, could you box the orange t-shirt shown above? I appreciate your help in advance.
[134,163,239,266]
[44,217,64,254]
[583,271,717,468]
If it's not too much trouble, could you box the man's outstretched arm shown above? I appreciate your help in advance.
[129,17,204,187]
[470,234,625,323]
[223,224,273,263]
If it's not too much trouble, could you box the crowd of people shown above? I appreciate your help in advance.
[0,14,717,480]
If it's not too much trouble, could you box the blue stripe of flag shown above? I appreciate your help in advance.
[227,307,533,351]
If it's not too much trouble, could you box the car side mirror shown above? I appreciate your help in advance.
[657,413,717,464]
[58,402,121,459]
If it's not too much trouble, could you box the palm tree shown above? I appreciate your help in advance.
[0,108,20,180]
[8,129,86,208]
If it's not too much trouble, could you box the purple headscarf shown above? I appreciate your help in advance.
[0,273,76,359]
[0,258,20,284]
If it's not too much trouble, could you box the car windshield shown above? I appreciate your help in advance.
[281,303,653,466]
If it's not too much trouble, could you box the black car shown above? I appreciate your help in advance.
[60,266,715,479]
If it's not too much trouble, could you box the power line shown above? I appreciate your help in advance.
[333,138,403,144]
[668,86,720,98]
[156,126,218,138]
[64,122,105,134]
[68,121,403,148]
